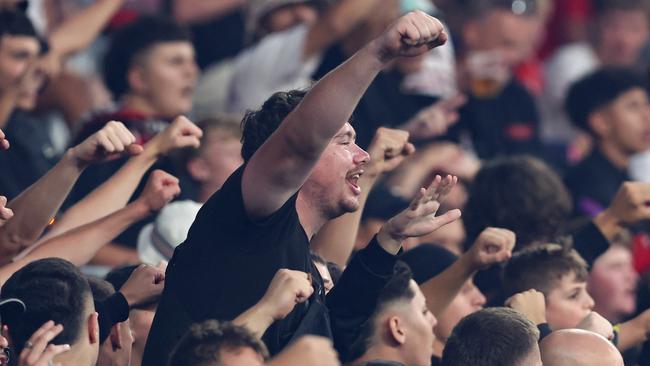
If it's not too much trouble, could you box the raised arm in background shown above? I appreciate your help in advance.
[242,11,447,220]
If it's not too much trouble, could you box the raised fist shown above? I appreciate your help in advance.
[258,269,314,321]
[464,227,515,270]
[69,121,143,167]
[146,115,203,156]
[373,11,447,63]
[136,170,181,213]
[365,127,415,179]
[506,289,546,325]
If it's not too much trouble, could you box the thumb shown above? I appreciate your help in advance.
[128,144,144,155]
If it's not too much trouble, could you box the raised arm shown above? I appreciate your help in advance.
[0,122,141,264]
[0,170,180,283]
[420,227,515,316]
[46,0,125,63]
[310,127,414,266]
[42,116,201,240]
[233,269,313,338]
[242,11,447,218]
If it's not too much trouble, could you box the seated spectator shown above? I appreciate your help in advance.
[540,329,624,366]
[441,307,542,366]
[564,67,650,217]
[1,258,100,366]
[346,262,437,366]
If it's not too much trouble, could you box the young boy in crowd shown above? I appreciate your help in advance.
[503,244,650,354]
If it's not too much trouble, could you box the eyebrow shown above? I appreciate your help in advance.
[334,131,356,140]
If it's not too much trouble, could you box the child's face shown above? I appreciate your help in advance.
[545,272,595,330]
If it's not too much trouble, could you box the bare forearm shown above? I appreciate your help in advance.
[233,302,275,339]
[0,151,83,256]
[173,0,245,24]
[311,175,377,266]
[89,244,139,267]
[46,149,158,239]
[420,254,475,316]
[48,0,124,58]
[617,315,649,352]
[282,43,385,159]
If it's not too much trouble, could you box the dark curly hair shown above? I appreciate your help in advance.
[463,155,572,250]
[240,89,308,161]
[103,16,190,99]
[168,320,269,366]
[1,258,92,354]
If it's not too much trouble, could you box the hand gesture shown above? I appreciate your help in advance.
[267,336,340,366]
[0,128,9,150]
[258,269,314,321]
[373,11,447,62]
[577,311,614,341]
[401,94,467,140]
[506,289,546,325]
[69,121,143,167]
[464,227,515,271]
[145,116,203,156]
[378,175,461,253]
[365,127,415,179]
[136,170,181,213]
[18,321,70,366]
[604,182,650,225]
[0,196,13,227]
[119,264,165,308]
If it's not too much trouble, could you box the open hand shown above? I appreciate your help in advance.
[18,321,70,366]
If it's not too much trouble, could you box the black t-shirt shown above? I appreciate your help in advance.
[564,149,628,217]
[448,79,542,159]
[142,165,329,364]
[0,111,57,199]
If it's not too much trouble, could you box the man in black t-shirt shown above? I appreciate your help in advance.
[143,11,461,365]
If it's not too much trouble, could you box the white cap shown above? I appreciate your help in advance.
[137,200,202,265]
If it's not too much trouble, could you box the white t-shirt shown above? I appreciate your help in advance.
[227,24,322,114]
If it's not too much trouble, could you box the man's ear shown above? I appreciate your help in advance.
[187,157,210,182]
[388,316,406,345]
[127,65,147,94]
[588,110,611,139]
[109,323,123,351]
[88,312,99,345]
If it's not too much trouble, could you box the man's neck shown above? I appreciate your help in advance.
[432,337,445,359]
[353,346,406,366]
[121,94,157,117]
[54,347,93,366]
[598,141,631,170]
[295,193,329,239]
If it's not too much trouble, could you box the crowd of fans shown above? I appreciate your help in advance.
[1,0,650,365]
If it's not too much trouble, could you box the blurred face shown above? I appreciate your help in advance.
[599,88,650,154]
[301,123,370,219]
[401,281,437,366]
[588,246,638,322]
[263,4,318,34]
[0,35,41,110]
[195,129,243,195]
[219,346,265,366]
[469,10,539,67]
[133,41,198,118]
[597,10,649,66]
[434,279,486,342]
[546,272,595,330]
